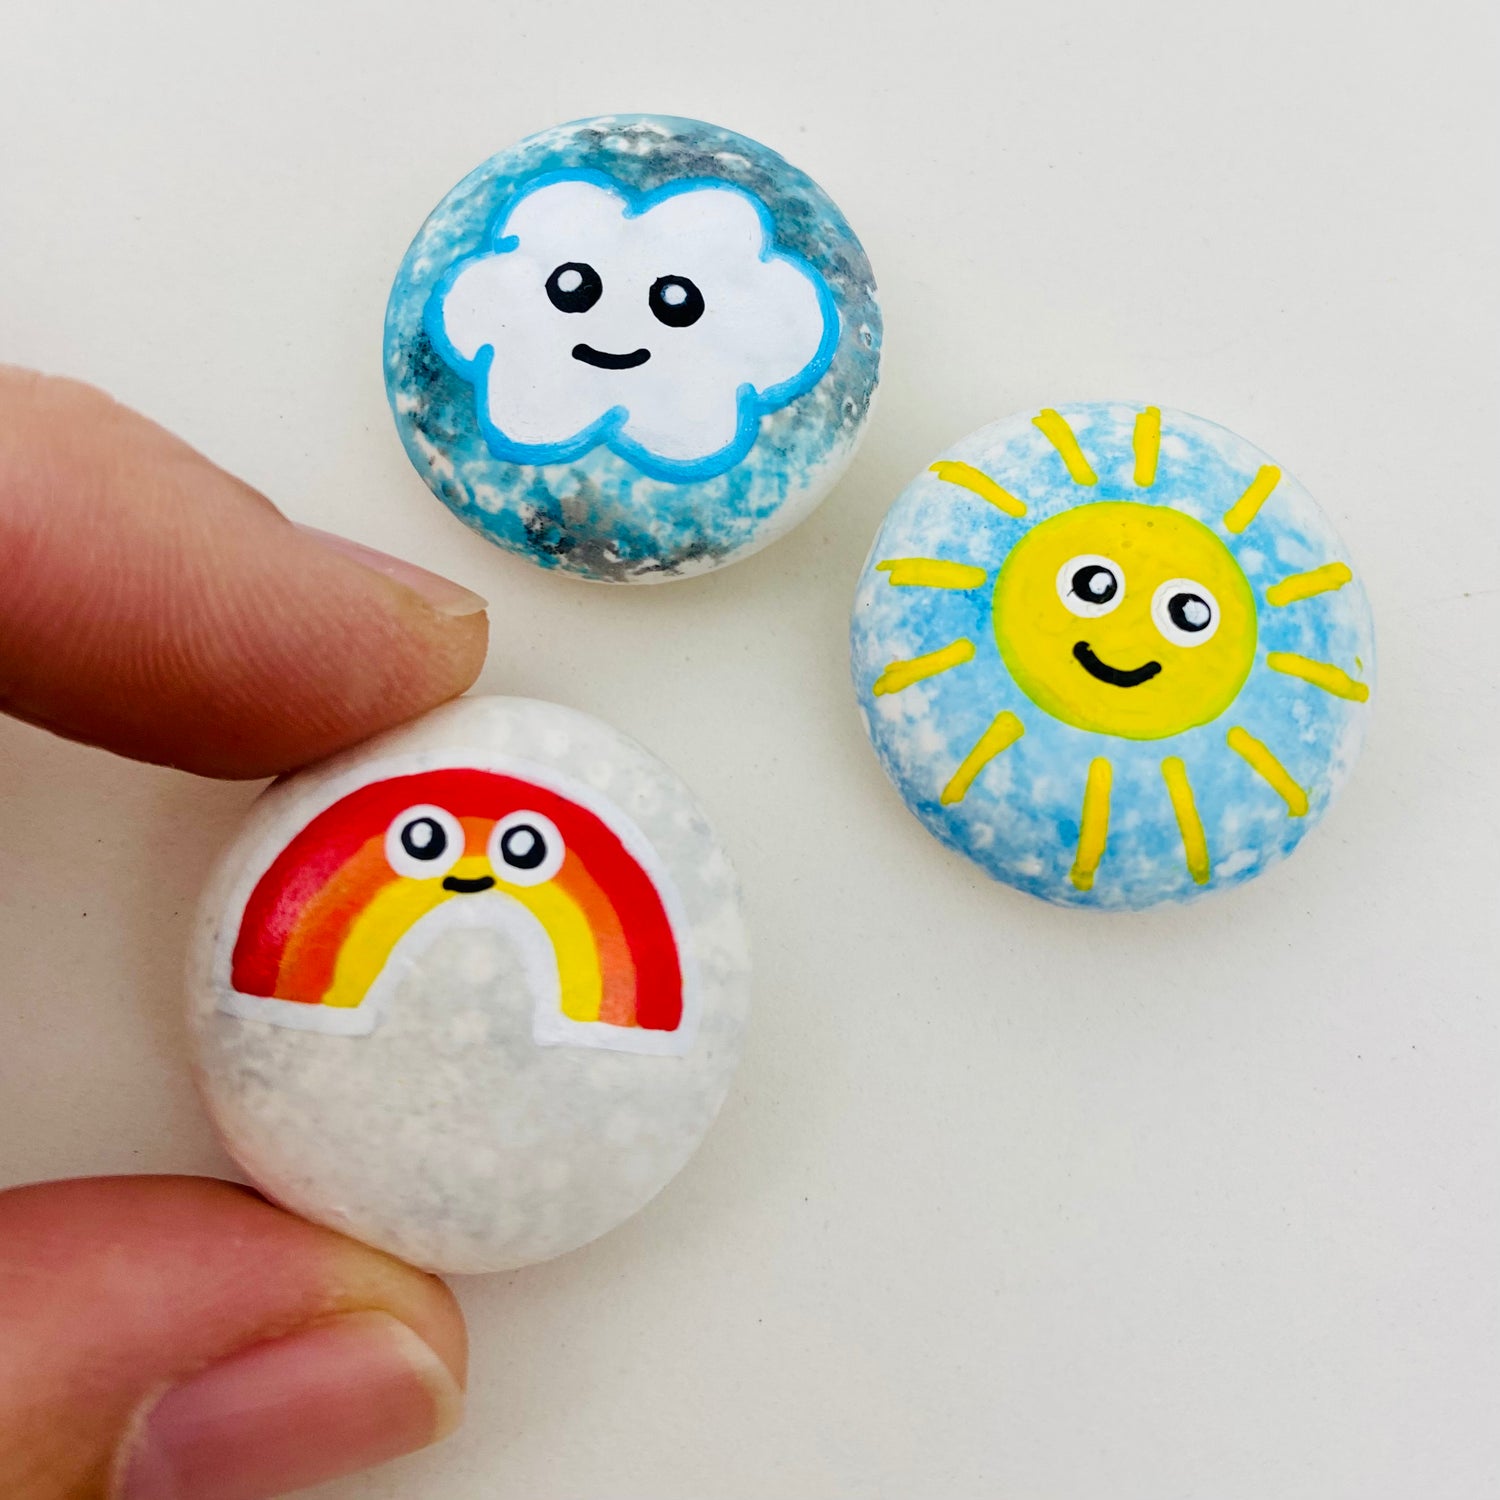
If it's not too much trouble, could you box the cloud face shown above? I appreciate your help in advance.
[427,172,838,482]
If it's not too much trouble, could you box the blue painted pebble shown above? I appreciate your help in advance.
[850,404,1375,910]
[386,115,881,583]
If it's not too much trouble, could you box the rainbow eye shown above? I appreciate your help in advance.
[385,805,464,879]
[489,811,565,887]
[1057,554,1124,617]
[1151,579,1221,646]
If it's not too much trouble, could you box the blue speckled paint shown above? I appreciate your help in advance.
[850,404,1375,910]
[386,115,881,583]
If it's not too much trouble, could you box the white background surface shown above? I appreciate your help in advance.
[2,2,1497,1496]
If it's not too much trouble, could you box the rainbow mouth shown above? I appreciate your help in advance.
[1073,641,1162,689]
[442,874,496,893]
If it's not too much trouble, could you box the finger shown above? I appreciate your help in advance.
[0,1175,466,1500]
[0,368,488,779]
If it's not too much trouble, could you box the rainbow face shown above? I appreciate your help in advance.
[993,502,1258,740]
[852,404,1375,909]
[221,761,693,1054]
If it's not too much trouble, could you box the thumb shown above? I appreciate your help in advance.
[0,1176,466,1500]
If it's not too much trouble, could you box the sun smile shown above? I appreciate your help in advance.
[571,343,651,370]
[1073,641,1162,688]
[442,874,496,893]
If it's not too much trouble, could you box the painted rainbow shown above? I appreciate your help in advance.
[220,766,689,1051]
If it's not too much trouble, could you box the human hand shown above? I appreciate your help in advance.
[0,368,487,1499]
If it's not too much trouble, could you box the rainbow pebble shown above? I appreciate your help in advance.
[187,696,749,1272]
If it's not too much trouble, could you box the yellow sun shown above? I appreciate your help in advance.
[994,502,1257,741]
[867,407,1372,896]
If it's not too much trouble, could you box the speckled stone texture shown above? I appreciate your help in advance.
[385,113,881,582]
[851,404,1375,910]
[187,698,750,1272]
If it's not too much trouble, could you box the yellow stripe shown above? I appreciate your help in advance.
[322,857,604,1020]
[1160,757,1211,884]
[324,876,452,1007]
[503,882,603,1021]
[929,460,1027,517]
[940,711,1025,806]
[877,558,989,590]
[872,639,975,696]
[1069,757,1112,891]
[1266,651,1370,702]
[1133,406,1161,487]
[1223,465,1281,533]
[1265,561,1353,606]
[1033,409,1098,486]
[1227,726,1308,816]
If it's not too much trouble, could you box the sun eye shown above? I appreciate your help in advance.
[488,810,565,887]
[1056,555,1124,617]
[545,262,603,314]
[385,805,464,879]
[1151,578,1221,645]
[648,275,704,328]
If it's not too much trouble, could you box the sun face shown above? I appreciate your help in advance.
[852,404,1375,908]
[993,502,1257,740]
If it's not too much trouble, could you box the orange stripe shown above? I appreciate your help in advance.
[280,819,491,1003]
[276,840,397,1003]
[556,857,636,1026]
[458,815,491,856]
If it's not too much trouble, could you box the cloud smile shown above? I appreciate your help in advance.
[572,343,651,370]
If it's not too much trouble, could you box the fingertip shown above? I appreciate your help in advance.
[0,1176,470,1499]
[114,1311,465,1500]
[0,372,493,777]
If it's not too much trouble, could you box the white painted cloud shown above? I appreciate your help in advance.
[429,175,835,479]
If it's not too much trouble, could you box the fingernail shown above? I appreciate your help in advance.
[296,524,488,617]
[116,1311,464,1500]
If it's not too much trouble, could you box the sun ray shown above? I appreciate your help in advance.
[1265,561,1354,606]
[1160,756,1211,884]
[872,639,976,696]
[940,711,1025,806]
[1033,409,1099,486]
[1222,465,1281,534]
[929,460,1027,517]
[1133,406,1161,487]
[1226,726,1308,816]
[1069,757,1112,891]
[1266,651,1370,702]
[877,558,989,590]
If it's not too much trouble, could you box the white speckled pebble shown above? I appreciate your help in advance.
[187,697,749,1272]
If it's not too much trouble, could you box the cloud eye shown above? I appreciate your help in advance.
[649,275,704,328]
[1152,579,1221,645]
[1056,554,1125,618]
[546,262,603,314]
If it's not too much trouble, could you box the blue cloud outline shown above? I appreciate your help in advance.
[423,168,841,484]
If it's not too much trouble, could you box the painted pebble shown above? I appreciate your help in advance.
[187,696,750,1272]
[385,114,881,583]
[851,404,1374,909]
